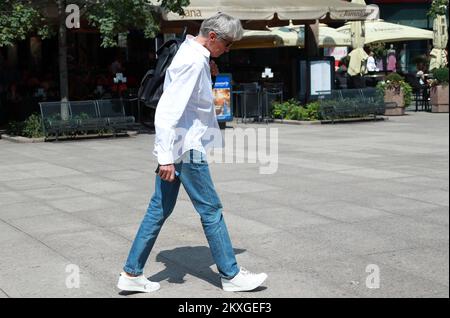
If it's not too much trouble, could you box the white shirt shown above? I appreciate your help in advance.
[153,35,222,165]
[367,56,378,72]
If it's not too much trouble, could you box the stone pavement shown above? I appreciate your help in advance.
[0,112,448,298]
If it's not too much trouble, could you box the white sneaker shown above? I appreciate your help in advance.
[117,272,160,293]
[221,267,267,292]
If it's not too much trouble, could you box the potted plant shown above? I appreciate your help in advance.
[377,73,412,116]
[429,67,449,113]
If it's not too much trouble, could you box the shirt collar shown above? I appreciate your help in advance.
[186,35,210,59]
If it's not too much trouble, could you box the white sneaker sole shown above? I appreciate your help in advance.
[222,274,268,292]
[117,281,160,293]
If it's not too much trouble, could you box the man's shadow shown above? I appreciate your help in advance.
[119,246,265,295]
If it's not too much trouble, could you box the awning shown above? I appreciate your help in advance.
[161,0,374,22]
[336,19,434,44]
[232,24,351,50]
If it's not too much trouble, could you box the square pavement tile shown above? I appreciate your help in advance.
[304,255,449,297]
[22,186,88,201]
[8,213,96,238]
[0,191,33,206]
[299,200,394,223]
[398,190,449,207]
[0,202,59,221]
[214,180,280,194]
[1,178,58,191]
[47,195,120,213]
[365,247,449,288]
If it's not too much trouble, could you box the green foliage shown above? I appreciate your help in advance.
[0,0,52,47]
[431,67,449,86]
[86,0,190,47]
[1,0,189,48]
[272,100,321,121]
[7,113,44,138]
[377,73,413,107]
[22,113,44,138]
[385,72,404,83]
[428,0,449,18]
[367,42,387,59]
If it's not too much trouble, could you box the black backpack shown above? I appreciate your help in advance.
[138,31,187,109]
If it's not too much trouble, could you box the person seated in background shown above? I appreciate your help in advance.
[416,63,427,85]
[335,60,348,89]
[366,51,378,74]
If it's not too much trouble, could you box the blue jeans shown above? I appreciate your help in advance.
[123,150,239,279]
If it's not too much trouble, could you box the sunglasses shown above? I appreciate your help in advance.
[218,37,233,49]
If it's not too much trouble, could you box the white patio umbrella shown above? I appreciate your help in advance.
[160,0,373,21]
[429,13,448,71]
[232,23,351,50]
[336,19,434,44]
[347,0,368,77]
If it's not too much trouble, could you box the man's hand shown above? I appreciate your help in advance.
[158,164,176,182]
[210,60,219,77]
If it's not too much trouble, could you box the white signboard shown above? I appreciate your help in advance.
[310,60,332,96]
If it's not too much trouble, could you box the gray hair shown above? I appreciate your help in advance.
[199,13,244,42]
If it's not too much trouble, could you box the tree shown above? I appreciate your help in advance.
[0,0,52,47]
[0,0,189,114]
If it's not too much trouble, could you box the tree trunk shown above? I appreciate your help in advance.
[57,0,69,120]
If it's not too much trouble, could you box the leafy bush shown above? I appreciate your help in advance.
[304,102,321,121]
[272,99,301,119]
[385,72,404,83]
[431,67,449,86]
[22,114,44,138]
[6,114,44,138]
[272,100,321,121]
[377,73,413,107]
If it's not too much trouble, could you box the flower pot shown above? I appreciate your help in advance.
[384,88,405,116]
[430,85,449,113]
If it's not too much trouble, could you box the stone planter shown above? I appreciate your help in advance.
[430,85,449,113]
[384,88,405,116]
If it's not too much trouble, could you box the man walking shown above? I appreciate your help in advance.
[117,13,267,293]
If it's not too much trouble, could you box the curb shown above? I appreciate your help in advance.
[0,134,45,143]
[273,117,389,125]
[273,119,322,125]
[1,131,138,143]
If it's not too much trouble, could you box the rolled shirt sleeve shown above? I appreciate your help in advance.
[154,62,203,165]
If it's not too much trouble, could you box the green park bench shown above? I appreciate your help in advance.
[39,99,135,140]
[319,88,389,123]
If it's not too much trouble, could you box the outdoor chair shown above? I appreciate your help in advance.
[240,82,261,123]
[404,73,430,112]
[262,82,283,122]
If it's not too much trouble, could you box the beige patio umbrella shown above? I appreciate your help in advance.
[347,0,368,77]
[232,23,351,50]
[161,0,373,22]
[336,19,434,44]
[429,13,448,71]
